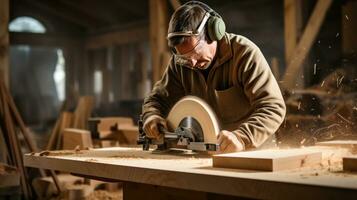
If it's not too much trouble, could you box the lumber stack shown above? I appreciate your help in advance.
[47,96,95,151]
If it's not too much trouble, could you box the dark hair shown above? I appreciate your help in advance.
[167,4,206,48]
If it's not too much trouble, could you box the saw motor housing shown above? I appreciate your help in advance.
[138,115,219,152]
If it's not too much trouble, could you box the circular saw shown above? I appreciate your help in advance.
[138,96,220,152]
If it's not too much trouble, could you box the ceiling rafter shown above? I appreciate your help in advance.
[23,0,105,28]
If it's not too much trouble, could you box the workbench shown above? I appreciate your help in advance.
[24,147,357,200]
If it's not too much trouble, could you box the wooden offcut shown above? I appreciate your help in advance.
[213,149,322,171]
[343,156,357,172]
[62,128,93,150]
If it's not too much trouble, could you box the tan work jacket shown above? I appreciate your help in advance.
[142,33,286,149]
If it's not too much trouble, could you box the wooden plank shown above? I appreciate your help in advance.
[73,96,94,129]
[343,156,357,172]
[62,128,93,150]
[10,32,81,47]
[23,147,357,199]
[0,0,9,87]
[282,0,332,89]
[213,149,322,171]
[85,27,149,49]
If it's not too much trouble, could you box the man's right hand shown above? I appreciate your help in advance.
[143,115,167,139]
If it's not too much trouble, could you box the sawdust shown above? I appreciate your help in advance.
[290,146,356,177]
[38,150,85,156]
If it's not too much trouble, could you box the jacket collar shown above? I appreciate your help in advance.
[213,33,233,68]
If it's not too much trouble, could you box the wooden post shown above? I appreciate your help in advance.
[283,0,303,88]
[282,0,332,90]
[0,0,9,163]
[149,0,169,84]
[0,0,9,87]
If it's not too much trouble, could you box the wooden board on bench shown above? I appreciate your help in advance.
[213,149,322,171]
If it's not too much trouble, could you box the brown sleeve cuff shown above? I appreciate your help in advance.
[232,130,252,150]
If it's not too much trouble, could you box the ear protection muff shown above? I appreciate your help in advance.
[184,1,226,41]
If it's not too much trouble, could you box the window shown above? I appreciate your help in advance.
[9,16,46,33]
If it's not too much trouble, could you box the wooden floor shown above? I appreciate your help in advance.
[24,147,357,199]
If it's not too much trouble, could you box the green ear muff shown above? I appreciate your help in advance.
[207,16,226,41]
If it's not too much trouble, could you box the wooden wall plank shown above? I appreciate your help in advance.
[282,0,332,90]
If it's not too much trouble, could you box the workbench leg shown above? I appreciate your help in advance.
[123,182,252,200]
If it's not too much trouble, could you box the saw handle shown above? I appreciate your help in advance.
[158,125,178,139]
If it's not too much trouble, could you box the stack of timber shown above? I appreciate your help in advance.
[47,96,94,151]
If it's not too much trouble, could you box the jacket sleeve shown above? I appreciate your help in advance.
[233,47,286,149]
[142,57,185,123]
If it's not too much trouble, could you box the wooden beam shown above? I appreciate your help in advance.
[284,0,302,63]
[10,32,81,47]
[169,0,181,10]
[25,0,103,28]
[150,0,169,83]
[85,27,149,49]
[282,0,332,90]
[0,0,9,87]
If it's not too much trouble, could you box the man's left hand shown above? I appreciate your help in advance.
[217,130,244,153]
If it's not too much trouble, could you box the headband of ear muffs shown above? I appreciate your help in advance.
[184,1,226,41]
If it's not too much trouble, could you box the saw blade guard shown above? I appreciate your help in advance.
[166,96,220,144]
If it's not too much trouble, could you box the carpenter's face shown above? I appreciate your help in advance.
[174,35,216,69]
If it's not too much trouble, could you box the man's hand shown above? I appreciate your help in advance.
[143,115,167,139]
[217,130,244,153]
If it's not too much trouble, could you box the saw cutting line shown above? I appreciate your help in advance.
[166,96,220,143]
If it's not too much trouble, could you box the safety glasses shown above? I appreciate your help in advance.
[167,12,210,67]
[172,35,206,67]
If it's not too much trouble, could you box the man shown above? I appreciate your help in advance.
[142,1,286,153]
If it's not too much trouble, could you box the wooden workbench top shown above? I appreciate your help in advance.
[24,147,357,199]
